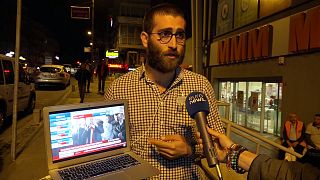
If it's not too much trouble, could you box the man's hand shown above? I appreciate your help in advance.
[148,134,192,160]
[196,126,234,162]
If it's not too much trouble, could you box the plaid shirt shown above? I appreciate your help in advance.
[105,66,224,179]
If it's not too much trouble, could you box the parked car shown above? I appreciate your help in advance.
[0,57,36,130]
[34,64,71,89]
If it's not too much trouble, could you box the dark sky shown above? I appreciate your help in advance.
[24,0,93,64]
[22,0,191,64]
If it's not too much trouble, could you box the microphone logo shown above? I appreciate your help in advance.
[187,93,207,105]
[185,92,209,119]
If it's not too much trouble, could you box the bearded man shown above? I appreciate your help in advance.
[105,3,224,179]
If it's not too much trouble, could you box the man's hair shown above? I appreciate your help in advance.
[315,113,320,117]
[143,3,185,33]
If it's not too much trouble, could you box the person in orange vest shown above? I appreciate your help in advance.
[279,113,307,161]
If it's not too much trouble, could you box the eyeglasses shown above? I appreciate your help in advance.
[148,31,186,44]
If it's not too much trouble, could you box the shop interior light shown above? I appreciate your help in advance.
[108,64,123,68]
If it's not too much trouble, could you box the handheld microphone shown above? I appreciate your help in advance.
[186,92,223,180]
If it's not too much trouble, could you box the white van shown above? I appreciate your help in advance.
[0,57,36,131]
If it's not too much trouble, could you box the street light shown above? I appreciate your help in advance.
[87,31,92,35]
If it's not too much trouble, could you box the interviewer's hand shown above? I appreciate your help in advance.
[148,134,192,160]
[196,126,234,162]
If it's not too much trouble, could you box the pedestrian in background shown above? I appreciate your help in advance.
[279,113,307,161]
[75,63,91,103]
[96,59,108,94]
[85,61,93,93]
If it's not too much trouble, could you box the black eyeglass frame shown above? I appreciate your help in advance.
[148,31,186,44]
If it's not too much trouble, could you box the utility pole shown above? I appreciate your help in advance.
[91,0,95,63]
[12,0,22,161]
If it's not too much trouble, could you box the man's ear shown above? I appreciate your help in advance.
[140,31,148,48]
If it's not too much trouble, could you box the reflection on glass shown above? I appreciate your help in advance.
[218,81,282,136]
[247,82,262,132]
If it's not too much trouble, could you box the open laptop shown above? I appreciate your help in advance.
[43,100,160,180]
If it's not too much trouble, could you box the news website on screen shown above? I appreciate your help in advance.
[48,105,127,162]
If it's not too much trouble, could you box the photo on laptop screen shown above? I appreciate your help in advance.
[48,103,127,163]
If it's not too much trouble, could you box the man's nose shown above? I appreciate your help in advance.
[167,35,178,49]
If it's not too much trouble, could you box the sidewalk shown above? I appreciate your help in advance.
[62,77,108,105]
[0,77,112,180]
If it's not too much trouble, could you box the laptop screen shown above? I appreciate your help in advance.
[48,103,127,163]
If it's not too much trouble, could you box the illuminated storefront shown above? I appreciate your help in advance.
[219,81,282,136]
[203,1,320,137]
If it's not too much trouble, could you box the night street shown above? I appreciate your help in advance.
[0,77,109,179]
[1,0,320,179]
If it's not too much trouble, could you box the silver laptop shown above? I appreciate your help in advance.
[43,100,159,180]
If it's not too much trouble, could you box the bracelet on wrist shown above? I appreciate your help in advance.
[225,144,248,174]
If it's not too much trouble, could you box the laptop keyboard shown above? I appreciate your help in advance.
[58,154,141,180]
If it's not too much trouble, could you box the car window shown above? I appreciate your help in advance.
[2,60,14,84]
[40,67,61,73]
[0,61,4,85]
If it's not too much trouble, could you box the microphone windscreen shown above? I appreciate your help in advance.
[185,92,209,119]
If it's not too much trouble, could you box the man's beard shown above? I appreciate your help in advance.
[146,40,184,73]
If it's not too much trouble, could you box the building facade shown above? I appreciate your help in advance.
[112,0,150,69]
[207,0,320,135]
[204,0,320,136]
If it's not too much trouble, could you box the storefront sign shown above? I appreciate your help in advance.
[218,25,273,64]
[106,50,119,59]
[289,6,320,52]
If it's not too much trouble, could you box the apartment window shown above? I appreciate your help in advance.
[120,4,147,17]
[119,24,142,45]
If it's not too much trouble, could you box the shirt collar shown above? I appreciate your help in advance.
[138,64,185,86]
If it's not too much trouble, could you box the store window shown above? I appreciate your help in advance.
[219,81,282,136]
[264,83,282,135]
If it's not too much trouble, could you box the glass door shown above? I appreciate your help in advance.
[264,83,282,135]
[247,82,262,131]
[234,82,247,126]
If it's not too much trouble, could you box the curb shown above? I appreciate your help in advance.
[15,85,73,158]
